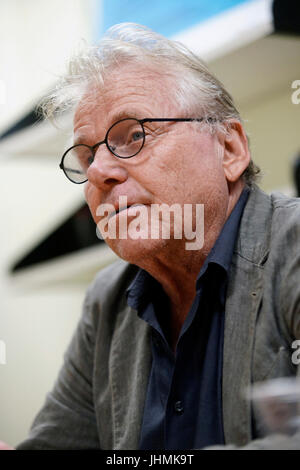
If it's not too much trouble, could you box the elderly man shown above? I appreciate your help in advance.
[9,23,300,450]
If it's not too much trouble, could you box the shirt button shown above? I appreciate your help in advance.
[174,400,184,415]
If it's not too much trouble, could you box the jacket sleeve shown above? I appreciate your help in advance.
[16,285,100,450]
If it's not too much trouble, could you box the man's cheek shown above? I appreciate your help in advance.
[84,185,98,220]
[84,181,92,202]
[90,203,100,225]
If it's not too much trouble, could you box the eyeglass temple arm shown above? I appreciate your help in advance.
[140,118,203,123]
[140,118,217,124]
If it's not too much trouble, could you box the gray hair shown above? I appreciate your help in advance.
[41,22,260,186]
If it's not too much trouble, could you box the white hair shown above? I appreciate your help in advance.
[41,22,260,185]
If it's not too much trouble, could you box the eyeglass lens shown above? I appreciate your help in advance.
[107,118,145,158]
[63,144,94,183]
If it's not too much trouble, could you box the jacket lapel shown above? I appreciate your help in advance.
[222,185,272,445]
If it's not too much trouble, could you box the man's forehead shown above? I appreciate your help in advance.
[74,98,148,130]
[75,65,175,116]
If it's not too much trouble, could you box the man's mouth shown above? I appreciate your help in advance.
[109,203,145,219]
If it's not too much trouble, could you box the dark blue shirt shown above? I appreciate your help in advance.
[126,189,250,450]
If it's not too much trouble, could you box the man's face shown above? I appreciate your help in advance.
[74,64,229,264]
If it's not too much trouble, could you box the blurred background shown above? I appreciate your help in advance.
[0,0,299,447]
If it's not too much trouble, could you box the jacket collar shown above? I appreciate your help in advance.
[234,183,272,265]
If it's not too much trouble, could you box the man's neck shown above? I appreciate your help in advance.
[138,248,208,353]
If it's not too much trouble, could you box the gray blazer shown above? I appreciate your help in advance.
[17,185,300,450]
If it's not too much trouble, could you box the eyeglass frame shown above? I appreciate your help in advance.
[59,117,217,184]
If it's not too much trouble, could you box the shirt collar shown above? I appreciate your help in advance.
[126,268,158,311]
[198,187,250,276]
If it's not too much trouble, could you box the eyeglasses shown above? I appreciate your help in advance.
[59,117,214,184]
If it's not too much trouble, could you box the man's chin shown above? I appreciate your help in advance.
[105,237,169,264]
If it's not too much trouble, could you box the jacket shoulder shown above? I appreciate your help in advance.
[270,190,300,208]
[269,191,300,246]
[86,259,139,309]
[266,191,300,339]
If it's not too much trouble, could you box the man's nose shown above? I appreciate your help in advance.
[86,145,128,188]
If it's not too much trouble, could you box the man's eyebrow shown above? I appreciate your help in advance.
[72,111,144,147]
[72,135,91,147]
[110,110,142,122]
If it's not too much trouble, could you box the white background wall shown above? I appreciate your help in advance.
[0,0,96,132]
[0,0,101,447]
[240,87,300,192]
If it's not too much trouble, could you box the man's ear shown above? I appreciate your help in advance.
[222,120,251,183]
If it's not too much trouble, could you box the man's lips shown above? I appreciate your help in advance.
[108,203,146,219]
